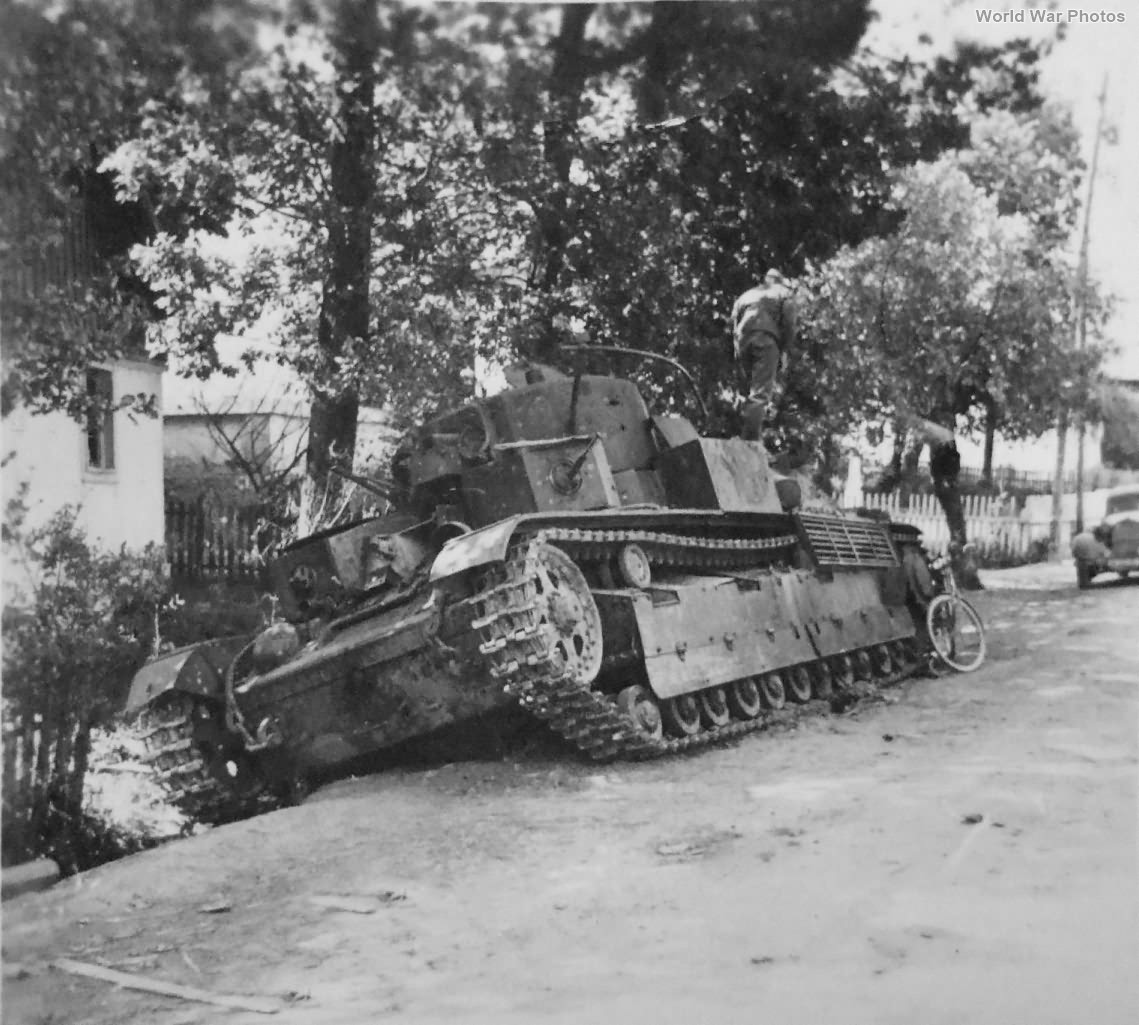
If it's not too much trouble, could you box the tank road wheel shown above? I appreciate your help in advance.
[727,677,764,720]
[854,649,874,681]
[531,544,604,685]
[760,673,786,710]
[787,666,813,703]
[830,655,855,691]
[662,694,702,737]
[811,661,834,700]
[616,544,652,588]
[698,686,731,728]
[616,685,664,742]
[887,640,911,673]
[871,644,894,678]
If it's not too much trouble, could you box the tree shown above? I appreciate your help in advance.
[480,15,1045,479]
[106,2,532,504]
[0,0,263,421]
[97,1,886,497]
[497,1,877,359]
[1099,384,1139,470]
[803,154,1107,584]
[484,53,937,468]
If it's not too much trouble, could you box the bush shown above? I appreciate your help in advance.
[2,502,168,870]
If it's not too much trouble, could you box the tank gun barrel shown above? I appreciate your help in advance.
[328,464,406,504]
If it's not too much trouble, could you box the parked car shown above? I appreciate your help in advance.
[1071,483,1139,588]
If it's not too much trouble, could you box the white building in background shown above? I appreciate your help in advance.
[2,358,165,601]
[163,339,398,488]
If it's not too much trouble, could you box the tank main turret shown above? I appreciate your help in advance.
[269,369,787,623]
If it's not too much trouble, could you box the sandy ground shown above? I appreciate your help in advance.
[3,563,1138,1025]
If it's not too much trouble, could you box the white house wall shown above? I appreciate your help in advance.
[2,360,164,597]
[164,413,270,470]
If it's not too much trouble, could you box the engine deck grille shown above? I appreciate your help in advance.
[798,513,899,568]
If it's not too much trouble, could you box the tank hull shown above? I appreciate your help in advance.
[232,597,507,772]
[127,369,939,822]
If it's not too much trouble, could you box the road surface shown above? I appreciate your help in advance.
[3,565,1137,1025]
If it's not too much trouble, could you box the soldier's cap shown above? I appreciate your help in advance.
[764,268,787,285]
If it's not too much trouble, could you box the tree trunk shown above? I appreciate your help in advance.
[306,0,378,499]
[637,2,688,123]
[531,3,594,362]
[981,396,997,489]
[306,392,360,509]
[930,439,982,590]
[66,724,91,822]
[899,440,923,511]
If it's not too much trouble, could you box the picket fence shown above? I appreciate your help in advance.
[165,499,269,583]
[856,492,1056,563]
[1,717,83,866]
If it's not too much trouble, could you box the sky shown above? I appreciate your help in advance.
[866,0,1139,380]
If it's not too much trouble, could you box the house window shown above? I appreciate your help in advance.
[86,368,115,470]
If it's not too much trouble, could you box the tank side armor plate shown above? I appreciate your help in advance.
[625,568,915,701]
[788,569,912,658]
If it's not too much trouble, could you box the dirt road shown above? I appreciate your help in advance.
[4,566,1138,1025]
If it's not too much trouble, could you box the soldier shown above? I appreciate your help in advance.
[732,269,797,439]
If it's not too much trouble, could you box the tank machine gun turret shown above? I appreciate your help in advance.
[126,358,935,823]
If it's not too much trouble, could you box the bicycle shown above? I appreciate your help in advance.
[924,543,987,673]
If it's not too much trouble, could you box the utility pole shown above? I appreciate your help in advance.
[1073,76,1109,535]
[1051,75,1108,554]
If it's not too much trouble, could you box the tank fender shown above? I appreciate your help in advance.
[123,635,252,718]
[429,515,525,583]
[1071,531,1108,565]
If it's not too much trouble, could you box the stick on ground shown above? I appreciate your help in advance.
[50,958,283,1014]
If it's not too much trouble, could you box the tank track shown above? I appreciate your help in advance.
[536,525,799,571]
[138,691,259,824]
[471,533,918,762]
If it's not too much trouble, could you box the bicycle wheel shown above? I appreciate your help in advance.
[925,594,987,672]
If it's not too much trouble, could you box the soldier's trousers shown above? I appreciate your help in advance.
[738,330,781,440]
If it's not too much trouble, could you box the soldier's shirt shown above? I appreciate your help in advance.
[732,285,797,359]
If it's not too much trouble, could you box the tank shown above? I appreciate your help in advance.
[125,363,935,822]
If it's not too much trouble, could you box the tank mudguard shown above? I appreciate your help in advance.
[429,516,525,583]
[1071,531,1108,564]
[123,636,252,718]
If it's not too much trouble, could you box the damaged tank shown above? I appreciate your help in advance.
[125,360,935,822]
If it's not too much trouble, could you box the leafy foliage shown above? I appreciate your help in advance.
[529,65,929,449]
[0,0,265,420]
[1,499,169,870]
[105,7,530,427]
[795,73,1107,577]
[1099,384,1139,470]
[5,5,1114,521]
